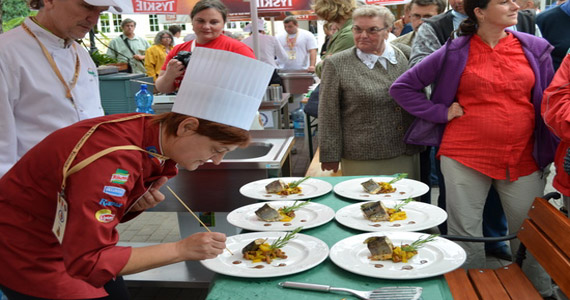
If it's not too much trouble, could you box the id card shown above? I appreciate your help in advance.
[52,192,69,244]
[287,50,296,60]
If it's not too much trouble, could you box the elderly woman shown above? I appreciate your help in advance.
[312,0,355,77]
[145,30,174,81]
[390,0,558,294]
[318,5,423,177]
[155,0,255,93]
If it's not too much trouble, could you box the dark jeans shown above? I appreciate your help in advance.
[1,277,130,300]
[421,147,508,250]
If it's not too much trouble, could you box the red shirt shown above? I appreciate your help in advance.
[161,34,255,89]
[0,114,177,298]
[438,33,538,181]
[542,54,570,196]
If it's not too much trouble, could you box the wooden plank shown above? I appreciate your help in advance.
[304,147,343,177]
[468,269,511,300]
[527,197,570,258]
[495,263,542,300]
[444,268,480,300]
[518,219,570,297]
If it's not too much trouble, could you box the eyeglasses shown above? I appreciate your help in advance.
[351,26,388,35]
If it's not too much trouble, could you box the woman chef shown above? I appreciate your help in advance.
[0,48,274,300]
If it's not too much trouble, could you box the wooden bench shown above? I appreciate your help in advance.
[444,196,570,299]
[304,147,343,177]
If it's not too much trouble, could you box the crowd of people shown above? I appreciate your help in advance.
[0,0,569,298]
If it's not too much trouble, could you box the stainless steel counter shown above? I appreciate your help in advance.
[152,129,295,212]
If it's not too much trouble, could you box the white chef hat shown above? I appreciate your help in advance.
[243,19,265,33]
[84,0,123,12]
[172,47,274,130]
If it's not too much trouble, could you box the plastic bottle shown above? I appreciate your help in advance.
[291,103,305,137]
[135,84,155,114]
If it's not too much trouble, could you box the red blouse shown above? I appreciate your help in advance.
[438,33,538,181]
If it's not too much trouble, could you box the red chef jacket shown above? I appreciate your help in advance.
[542,54,570,196]
[0,113,178,299]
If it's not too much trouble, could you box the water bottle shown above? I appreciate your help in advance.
[292,104,305,137]
[135,84,155,114]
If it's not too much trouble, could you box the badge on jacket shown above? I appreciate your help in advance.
[52,192,69,244]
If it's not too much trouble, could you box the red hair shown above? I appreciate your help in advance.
[152,112,250,146]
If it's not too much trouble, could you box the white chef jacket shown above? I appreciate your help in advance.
[0,17,104,177]
[276,28,318,70]
[242,33,288,68]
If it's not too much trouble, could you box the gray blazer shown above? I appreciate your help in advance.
[318,44,423,163]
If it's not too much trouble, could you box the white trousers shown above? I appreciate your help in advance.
[441,155,552,296]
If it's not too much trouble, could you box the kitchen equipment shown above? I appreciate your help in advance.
[279,282,422,300]
[269,85,283,101]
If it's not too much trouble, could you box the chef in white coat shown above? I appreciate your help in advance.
[0,0,122,177]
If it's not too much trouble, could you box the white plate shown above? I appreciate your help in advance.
[227,201,335,231]
[200,232,329,278]
[333,177,429,201]
[335,200,447,232]
[239,177,333,201]
[329,232,466,280]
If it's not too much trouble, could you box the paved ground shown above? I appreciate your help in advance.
[120,135,564,299]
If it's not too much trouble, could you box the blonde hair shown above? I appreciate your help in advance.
[312,0,355,23]
[352,5,396,28]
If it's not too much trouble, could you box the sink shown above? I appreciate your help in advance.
[154,129,295,212]
[224,142,272,159]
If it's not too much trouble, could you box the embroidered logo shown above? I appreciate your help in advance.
[95,209,115,223]
[145,146,162,165]
[110,169,129,184]
[88,68,96,77]
[99,198,123,208]
[103,186,126,197]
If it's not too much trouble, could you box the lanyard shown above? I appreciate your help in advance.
[60,114,170,192]
[21,21,80,104]
[286,34,297,50]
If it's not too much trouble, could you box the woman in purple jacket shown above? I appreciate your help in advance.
[390,0,558,295]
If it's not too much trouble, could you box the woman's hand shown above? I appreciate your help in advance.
[321,161,340,172]
[155,59,185,93]
[447,102,464,121]
[176,232,227,261]
[130,176,168,212]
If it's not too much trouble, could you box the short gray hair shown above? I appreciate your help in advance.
[121,18,136,28]
[352,5,396,28]
[154,30,174,46]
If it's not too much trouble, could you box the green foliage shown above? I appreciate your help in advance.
[2,0,33,31]
[90,50,117,66]
[2,0,30,20]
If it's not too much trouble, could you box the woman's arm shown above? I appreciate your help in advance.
[318,58,343,164]
[119,232,226,275]
[389,47,453,124]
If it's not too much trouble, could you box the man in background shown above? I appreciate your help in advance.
[276,16,318,72]
[242,19,288,68]
[537,0,570,71]
[168,25,184,45]
[393,0,446,46]
[0,0,122,177]
[107,18,150,74]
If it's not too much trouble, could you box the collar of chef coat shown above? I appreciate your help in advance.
[25,17,74,49]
